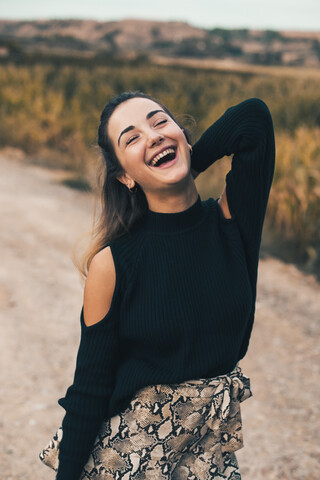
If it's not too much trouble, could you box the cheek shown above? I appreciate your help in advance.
[166,125,187,146]
[178,134,189,152]
[175,127,188,145]
[122,145,146,172]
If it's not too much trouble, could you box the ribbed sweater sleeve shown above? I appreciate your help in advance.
[191,97,275,357]
[191,97,275,250]
[56,308,119,480]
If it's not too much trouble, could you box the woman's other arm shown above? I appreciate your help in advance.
[56,246,119,480]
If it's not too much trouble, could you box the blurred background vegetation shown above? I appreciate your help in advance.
[0,56,319,277]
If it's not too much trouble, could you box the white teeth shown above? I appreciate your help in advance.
[150,148,175,166]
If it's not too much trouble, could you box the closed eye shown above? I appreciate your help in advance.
[125,119,167,145]
[155,120,167,127]
[126,135,138,145]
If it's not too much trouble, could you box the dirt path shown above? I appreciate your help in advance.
[0,154,319,480]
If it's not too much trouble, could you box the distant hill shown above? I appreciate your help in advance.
[0,19,320,68]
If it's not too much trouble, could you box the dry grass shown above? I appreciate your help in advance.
[0,60,319,271]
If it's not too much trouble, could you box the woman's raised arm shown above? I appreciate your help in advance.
[191,98,275,361]
[191,97,275,252]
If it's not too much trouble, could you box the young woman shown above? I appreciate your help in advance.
[40,91,275,479]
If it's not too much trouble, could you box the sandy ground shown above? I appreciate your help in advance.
[0,154,319,480]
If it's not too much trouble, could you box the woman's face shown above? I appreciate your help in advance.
[107,97,192,195]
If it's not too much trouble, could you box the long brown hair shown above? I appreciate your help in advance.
[74,91,192,279]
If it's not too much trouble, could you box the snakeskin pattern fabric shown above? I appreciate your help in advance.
[40,365,252,479]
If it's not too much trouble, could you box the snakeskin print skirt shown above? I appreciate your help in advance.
[40,364,252,479]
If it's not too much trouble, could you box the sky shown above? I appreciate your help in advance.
[0,0,319,31]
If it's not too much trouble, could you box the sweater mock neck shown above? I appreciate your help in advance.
[144,194,205,234]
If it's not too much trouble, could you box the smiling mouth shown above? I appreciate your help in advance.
[148,147,177,167]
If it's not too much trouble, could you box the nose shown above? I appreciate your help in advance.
[147,131,164,148]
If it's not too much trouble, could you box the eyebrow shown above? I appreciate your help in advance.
[117,109,166,146]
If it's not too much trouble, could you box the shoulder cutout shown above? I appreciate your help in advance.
[83,246,116,327]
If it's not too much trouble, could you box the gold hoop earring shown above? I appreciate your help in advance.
[188,144,193,154]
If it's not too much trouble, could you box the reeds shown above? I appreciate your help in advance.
[1,61,319,273]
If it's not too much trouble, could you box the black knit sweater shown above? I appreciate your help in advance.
[56,98,275,479]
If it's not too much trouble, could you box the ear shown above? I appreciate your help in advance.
[116,173,135,188]
[116,174,126,186]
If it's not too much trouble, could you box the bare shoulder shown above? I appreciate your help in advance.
[89,245,115,275]
[83,246,116,327]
